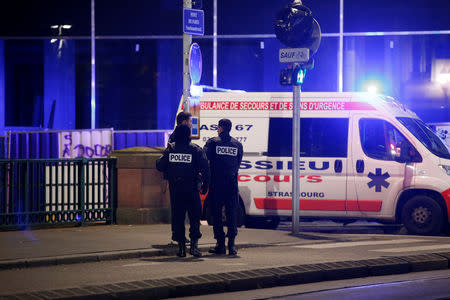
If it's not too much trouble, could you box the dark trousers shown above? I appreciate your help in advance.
[169,180,202,243]
[212,179,238,242]
[169,187,176,241]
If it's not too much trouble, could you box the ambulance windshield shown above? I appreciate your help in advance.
[397,117,450,159]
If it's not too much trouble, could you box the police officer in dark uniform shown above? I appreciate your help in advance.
[168,112,192,144]
[156,124,210,257]
[204,119,243,255]
[166,111,192,242]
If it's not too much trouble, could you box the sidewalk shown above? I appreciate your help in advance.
[0,223,323,268]
[1,224,450,299]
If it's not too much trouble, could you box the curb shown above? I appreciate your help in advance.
[0,243,272,271]
[2,252,450,299]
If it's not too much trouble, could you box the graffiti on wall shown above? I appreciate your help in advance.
[60,130,113,158]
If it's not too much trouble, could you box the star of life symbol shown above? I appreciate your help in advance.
[367,168,390,192]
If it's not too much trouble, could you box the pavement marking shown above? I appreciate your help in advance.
[293,238,427,249]
[217,263,247,266]
[122,262,162,267]
[273,242,314,246]
[370,244,450,253]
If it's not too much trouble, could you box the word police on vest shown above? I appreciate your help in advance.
[169,153,192,163]
[216,146,238,156]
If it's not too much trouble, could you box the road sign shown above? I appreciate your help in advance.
[189,43,202,84]
[279,48,310,63]
[183,8,204,36]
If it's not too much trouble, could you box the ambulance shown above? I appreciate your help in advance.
[189,92,450,235]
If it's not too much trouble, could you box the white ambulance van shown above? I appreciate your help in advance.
[190,92,450,235]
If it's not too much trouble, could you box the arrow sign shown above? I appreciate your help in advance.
[279,48,310,63]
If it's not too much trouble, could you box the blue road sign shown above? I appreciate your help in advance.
[189,43,202,84]
[183,8,204,36]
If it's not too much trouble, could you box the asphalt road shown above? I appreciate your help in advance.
[1,232,450,296]
[185,269,450,300]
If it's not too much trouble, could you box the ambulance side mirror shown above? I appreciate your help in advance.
[394,142,422,163]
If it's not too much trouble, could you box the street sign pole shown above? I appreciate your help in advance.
[292,66,305,234]
[274,0,321,235]
[183,0,192,113]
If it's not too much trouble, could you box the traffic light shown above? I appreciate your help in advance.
[274,1,321,56]
[280,64,310,86]
[280,68,294,86]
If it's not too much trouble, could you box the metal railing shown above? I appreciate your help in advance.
[0,158,117,228]
[2,129,171,159]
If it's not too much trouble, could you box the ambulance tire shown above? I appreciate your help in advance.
[401,195,444,235]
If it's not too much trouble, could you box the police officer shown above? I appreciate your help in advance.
[204,119,243,255]
[166,111,192,243]
[156,124,210,257]
[168,112,192,143]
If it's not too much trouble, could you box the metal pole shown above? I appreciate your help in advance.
[213,0,217,88]
[338,0,344,92]
[90,0,96,128]
[0,40,5,134]
[292,68,304,234]
[183,0,192,112]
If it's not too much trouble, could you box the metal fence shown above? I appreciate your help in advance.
[3,129,171,159]
[0,158,116,228]
[114,130,170,150]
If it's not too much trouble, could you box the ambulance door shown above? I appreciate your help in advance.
[261,117,349,218]
[349,116,410,218]
[300,118,349,217]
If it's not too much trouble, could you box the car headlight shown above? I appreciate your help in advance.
[440,165,450,175]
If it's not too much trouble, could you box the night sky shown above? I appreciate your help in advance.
[0,0,449,37]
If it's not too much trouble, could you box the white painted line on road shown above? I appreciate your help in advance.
[293,238,427,249]
[370,244,450,253]
[273,242,312,246]
[122,262,162,267]
[217,263,247,266]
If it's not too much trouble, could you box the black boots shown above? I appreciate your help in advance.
[189,239,202,257]
[209,238,237,255]
[208,240,226,255]
[177,241,186,257]
[177,240,202,257]
[228,238,237,256]
[209,239,237,255]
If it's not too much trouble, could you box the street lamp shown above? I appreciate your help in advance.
[50,25,72,57]
[50,24,72,37]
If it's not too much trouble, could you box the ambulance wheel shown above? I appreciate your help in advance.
[401,195,444,235]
